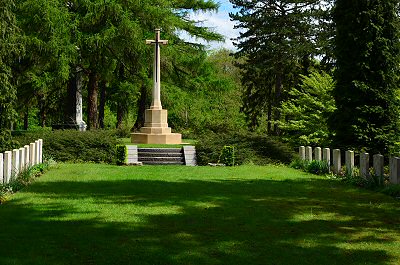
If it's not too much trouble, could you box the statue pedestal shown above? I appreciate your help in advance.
[131,109,182,144]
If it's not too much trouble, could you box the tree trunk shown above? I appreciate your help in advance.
[39,97,46,127]
[116,104,124,129]
[67,73,78,123]
[133,84,147,131]
[23,108,29,130]
[273,73,282,136]
[98,80,107,129]
[87,71,99,130]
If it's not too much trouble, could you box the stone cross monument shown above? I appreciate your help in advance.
[131,29,182,144]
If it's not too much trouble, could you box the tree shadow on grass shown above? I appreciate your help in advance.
[0,177,399,265]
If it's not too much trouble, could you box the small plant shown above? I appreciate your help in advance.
[0,186,12,204]
[305,160,330,175]
[219,146,235,166]
[0,159,52,204]
[289,158,308,170]
[381,185,400,198]
[116,145,127,165]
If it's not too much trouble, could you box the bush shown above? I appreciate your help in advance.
[195,131,295,166]
[13,130,122,163]
[381,185,400,198]
[0,160,51,204]
[219,146,235,166]
[0,130,19,153]
[290,159,330,175]
[116,145,127,165]
[289,158,308,170]
[306,160,330,175]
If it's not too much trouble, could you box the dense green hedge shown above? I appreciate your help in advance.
[195,132,295,166]
[13,130,122,163]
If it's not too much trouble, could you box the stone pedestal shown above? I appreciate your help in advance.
[131,109,181,144]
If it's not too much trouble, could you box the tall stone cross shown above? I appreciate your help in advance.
[146,29,168,110]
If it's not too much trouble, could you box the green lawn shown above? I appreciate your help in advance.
[0,164,399,265]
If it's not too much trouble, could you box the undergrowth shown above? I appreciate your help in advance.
[0,158,53,204]
[196,132,295,166]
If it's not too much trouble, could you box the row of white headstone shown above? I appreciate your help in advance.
[299,146,400,185]
[0,139,43,184]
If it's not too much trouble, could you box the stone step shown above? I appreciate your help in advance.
[141,161,185,165]
[139,157,184,162]
[138,152,182,157]
[138,148,182,153]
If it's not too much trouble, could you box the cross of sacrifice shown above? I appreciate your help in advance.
[146,28,168,110]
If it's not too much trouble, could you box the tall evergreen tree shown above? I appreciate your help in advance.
[331,0,400,154]
[0,0,22,130]
[230,0,329,133]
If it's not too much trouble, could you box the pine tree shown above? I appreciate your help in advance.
[0,0,22,130]
[331,0,400,154]
[230,0,329,133]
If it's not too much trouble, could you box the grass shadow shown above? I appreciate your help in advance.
[0,167,399,264]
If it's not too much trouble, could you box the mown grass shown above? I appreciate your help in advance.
[0,164,399,265]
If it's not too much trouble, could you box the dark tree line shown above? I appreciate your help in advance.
[231,0,400,154]
[1,0,225,133]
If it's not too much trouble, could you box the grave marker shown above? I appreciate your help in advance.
[345,150,354,176]
[333,149,341,174]
[4,151,11,184]
[315,147,321,161]
[360,153,369,179]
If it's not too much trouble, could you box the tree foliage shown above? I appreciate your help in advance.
[0,0,22,130]
[230,0,331,133]
[331,0,400,154]
[279,71,335,146]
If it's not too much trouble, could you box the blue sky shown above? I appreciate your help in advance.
[188,0,240,50]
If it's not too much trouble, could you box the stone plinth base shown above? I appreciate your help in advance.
[131,132,182,144]
[131,108,182,144]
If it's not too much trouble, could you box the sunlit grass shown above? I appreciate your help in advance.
[0,164,399,265]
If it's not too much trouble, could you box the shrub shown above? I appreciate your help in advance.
[305,160,330,175]
[381,185,400,198]
[289,158,308,170]
[0,130,19,153]
[116,145,127,165]
[195,131,295,166]
[290,159,330,175]
[219,146,235,166]
[13,130,121,163]
[0,159,51,204]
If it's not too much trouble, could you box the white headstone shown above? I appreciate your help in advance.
[314,147,322,161]
[299,146,305,160]
[373,154,384,185]
[24,145,30,169]
[35,140,40,164]
[323,148,331,166]
[30,142,36,166]
[305,146,312,161]
[390,157,400,184]
[360,153,369,179]
[345,150,354,176]
[333,149,341,174]
[12,149,20,179]
[4,151,11,184]
[39,139,43,163]
[19,147,25,172]
[0,153,3,184]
